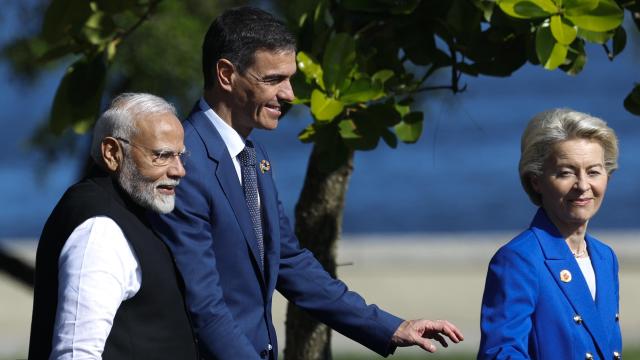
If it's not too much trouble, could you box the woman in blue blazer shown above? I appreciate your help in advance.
[478,109,622,360]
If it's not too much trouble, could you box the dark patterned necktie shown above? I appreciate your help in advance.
[237,142,264,269]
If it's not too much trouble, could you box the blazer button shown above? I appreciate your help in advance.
[585,352,594,360]
[573,315,583,324]
[616,313,620,321]
[614,351,621,359]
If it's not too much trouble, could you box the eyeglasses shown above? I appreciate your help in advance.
[115,137,189,167]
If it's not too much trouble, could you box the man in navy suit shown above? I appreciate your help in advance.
[150,6,463,359]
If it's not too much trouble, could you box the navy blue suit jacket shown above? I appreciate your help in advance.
[478,209,622,360]
[150,105,403,359]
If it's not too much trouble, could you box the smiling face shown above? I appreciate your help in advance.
[228,49,296,137]
[117,112,186,213]
[532,138,608,235]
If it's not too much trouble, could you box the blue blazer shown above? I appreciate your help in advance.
[150,105,402,360]
[478,209,622,360]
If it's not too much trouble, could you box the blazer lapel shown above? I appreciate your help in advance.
[188,109,265,279]
[532,210,611,358]
[587,234,616,321]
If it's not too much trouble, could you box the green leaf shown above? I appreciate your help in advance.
[566,51,586,75]
[472,0,496,22]
[404,111,424,124]
[612,27,626,58]
[550,15,577,45]
[338,119,360,139]
[513,1,555,17]
[498,0,555,19]
[340,77,384,104]
[322,33,356,94]
[577,28,614,44]
[291,72,313,103]
[298,124,317,143]
[341,0,380,11]
[380,129,398,149]
[395,120,423,143]
[366,103,403,127]
[336,116,379,151]
[50,55,107,135]
[371,69,394,84]
[95,0,137,14]
[402,31,436,66]
[447,0,483,37]
[341,0,420,14]
[310,89,344,122]
[529,0,558,12]
[498,0,533,19]
[39,43,83,63]
[382,0,422,14]
[395,103,411,118]
[623,84,640,116]
[565,0,623,32]
[560,42,587,75]
[296,51,325,90]
[82,11,116,46]
[536,25,568,70]
[42,0,93,43]
[563,0,598,13]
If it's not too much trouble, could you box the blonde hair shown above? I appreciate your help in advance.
[519,108,618,206]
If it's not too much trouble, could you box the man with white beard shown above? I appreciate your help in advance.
[28,93,198,360]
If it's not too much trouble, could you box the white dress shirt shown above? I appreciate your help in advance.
[576,255,597,300]
[49,216,141,359]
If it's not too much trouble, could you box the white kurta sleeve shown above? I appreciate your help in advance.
[49,216,141,360]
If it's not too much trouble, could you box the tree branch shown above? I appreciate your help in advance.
[114,0,162,42]
[415,84,467,93]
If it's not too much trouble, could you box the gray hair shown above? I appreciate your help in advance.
[90,93,177,165]
[519,108,619,206]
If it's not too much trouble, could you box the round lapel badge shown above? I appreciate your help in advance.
[560,269,572,283]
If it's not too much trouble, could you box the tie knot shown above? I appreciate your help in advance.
[238,145,256,166]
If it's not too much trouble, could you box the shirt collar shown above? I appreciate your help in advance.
[199,97,246,158]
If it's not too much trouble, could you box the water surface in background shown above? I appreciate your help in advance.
[2,18,639,238]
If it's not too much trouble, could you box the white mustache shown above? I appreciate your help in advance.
[155,179,180,188]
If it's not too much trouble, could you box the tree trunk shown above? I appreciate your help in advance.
[283,143,354,360]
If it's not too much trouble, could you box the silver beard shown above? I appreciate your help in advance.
[117,154,179,214]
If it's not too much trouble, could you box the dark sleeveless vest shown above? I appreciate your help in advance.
[28,168,197,360]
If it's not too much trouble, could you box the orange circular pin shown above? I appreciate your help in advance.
[560,269,572,283]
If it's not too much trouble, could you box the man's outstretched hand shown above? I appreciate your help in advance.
[391,319,464,353]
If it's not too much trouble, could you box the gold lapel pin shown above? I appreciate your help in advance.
[260,159,271,173]
[560,269,572,283]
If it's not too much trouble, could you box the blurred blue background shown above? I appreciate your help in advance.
[1,9,639,239]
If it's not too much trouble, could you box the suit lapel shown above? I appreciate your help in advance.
[532,210,611,358]
[188,109,265,279]
[587,234,615,319]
